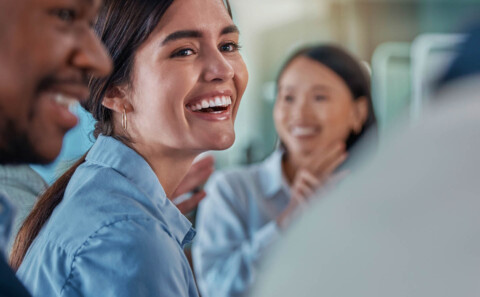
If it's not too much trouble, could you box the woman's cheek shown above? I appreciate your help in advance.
[233,59,248,90]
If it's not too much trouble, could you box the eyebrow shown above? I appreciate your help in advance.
[278,85,330,93]
[221,25,240,35]
[161,25,240,46]
[278,86,294,93]
[311,85,330,91]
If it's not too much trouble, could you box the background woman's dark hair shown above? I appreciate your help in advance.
[10,0,233,270]
[276,44,377,152]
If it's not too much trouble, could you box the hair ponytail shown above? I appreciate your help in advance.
[9,154,87,271]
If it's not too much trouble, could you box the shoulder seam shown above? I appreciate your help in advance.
[60,216,153,294]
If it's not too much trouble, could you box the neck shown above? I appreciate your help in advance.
[131,143,197,198]
[282,152,303,185]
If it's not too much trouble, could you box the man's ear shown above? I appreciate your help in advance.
[351,97,369,134]
[102,86,133,113]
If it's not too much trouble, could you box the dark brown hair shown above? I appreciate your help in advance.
[10,0,233,271]
[276,44,377,152]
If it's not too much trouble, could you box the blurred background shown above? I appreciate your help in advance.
[32,0,480,183]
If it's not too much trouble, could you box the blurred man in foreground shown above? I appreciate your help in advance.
[0,0,112,295]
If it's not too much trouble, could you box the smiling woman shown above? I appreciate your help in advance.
[10,0,247,296]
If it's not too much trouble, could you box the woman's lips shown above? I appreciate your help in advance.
[290,126,319,137]
[185,95,233,121]
[186,95,232,112]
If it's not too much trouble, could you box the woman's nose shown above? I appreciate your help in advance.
[202,50,235,83]
[293,96,313,116]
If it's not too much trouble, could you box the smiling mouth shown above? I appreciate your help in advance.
[291,126,319,137]
[52,93,79,109]
[38,90,85,131]
[186,95,232,113]
[40,80,89,110]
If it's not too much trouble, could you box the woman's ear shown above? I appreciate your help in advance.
[351,96,369,134]
[102,86,134,113]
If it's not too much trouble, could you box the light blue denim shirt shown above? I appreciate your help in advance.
[17,135,198,297]
[193,150,290,297]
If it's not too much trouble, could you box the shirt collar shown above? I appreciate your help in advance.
[86,135,195,247]
[258,149,290,199]
[0,192,15,259]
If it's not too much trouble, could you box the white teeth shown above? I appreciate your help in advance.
[53,93,77,109]
[291,126,317,137]
[189,96,233,111]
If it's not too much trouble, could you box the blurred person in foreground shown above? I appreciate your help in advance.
[0,165,47,253]
[193,45,377,297]
[0,0,112,296]
[252,23,480,297]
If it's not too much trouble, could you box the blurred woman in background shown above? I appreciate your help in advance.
[10,0,247,296]
[193,44,377,297]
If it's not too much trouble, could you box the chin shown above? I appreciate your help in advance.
[0,131,60,164]
[33,141,63,164]
[288,144,317,157]
[206,132,235,151]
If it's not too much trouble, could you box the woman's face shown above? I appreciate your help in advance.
[274,56,367,156]
[125,0,248,155]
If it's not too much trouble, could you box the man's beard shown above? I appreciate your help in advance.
[0,71,88,165]
[0,116,50,165]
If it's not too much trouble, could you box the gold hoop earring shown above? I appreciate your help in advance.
[121,107,128,131]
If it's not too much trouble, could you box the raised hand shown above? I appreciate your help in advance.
[172,155,215,214]
[277,143,347,229]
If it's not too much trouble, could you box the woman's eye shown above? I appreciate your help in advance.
[220,42,241,52]
[285,95,294,102]
[314,95,327,101]
[171,48,195,58]
[51,8,77,23]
